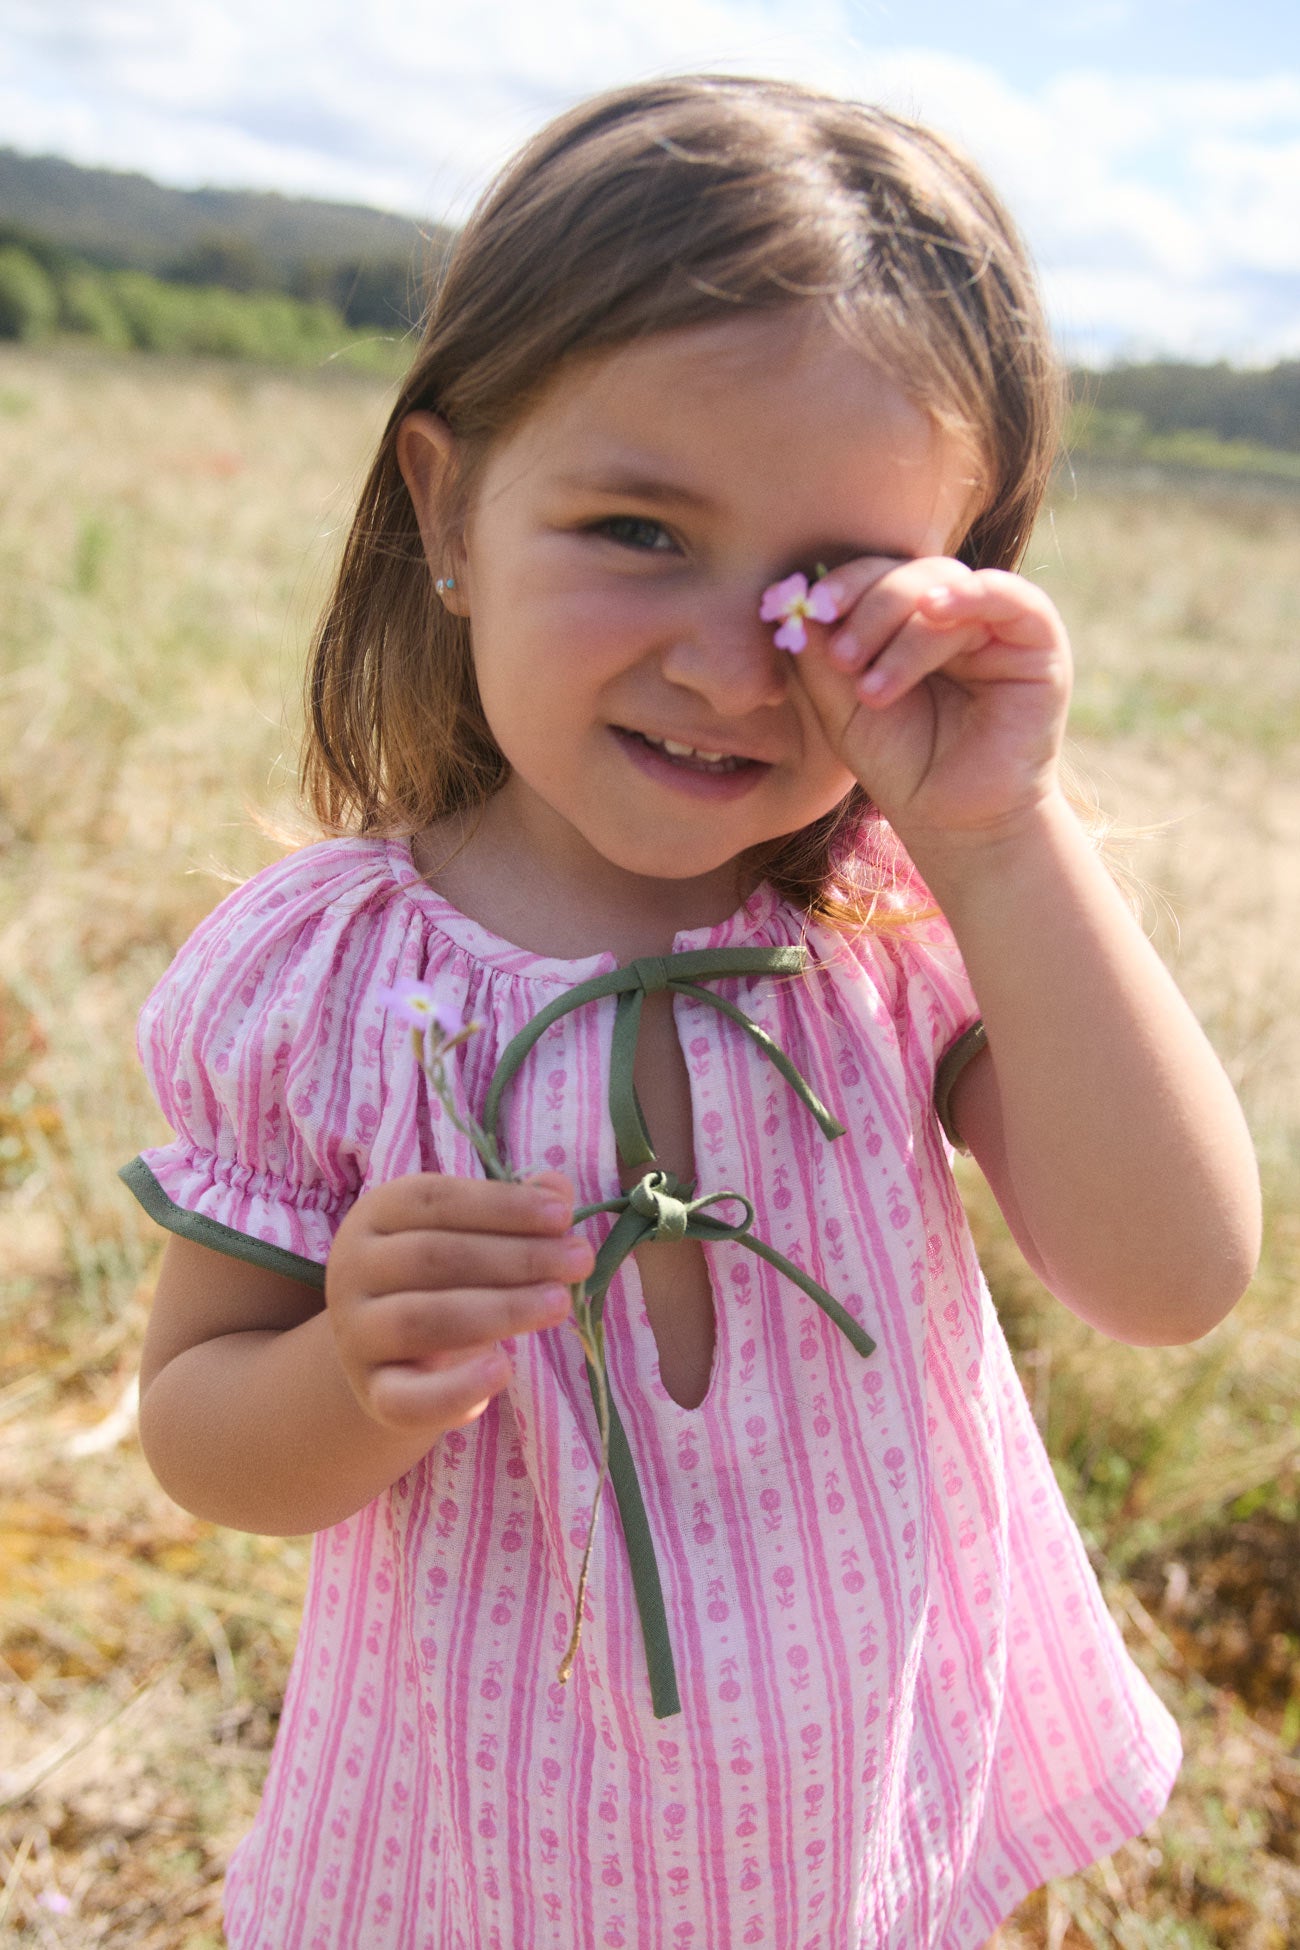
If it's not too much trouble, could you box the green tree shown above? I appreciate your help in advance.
[57,264,131,347]
[0,245,59,340]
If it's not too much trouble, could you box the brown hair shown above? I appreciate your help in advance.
[302,73,1064,923]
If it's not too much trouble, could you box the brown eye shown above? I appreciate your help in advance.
[592,516,676,553]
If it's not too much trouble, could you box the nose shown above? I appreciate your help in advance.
[658,591,789,715]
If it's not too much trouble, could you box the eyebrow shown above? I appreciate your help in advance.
[553,466,713,510]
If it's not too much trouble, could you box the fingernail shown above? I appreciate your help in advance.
[830,632,858,668]
[559,1237,593,1275]
[540,1283,573,1320]
[860,666,889,696]
[924,585,955,609]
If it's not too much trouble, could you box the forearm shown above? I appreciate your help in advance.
[915,791,1261,1341]
[140,1310,439,1535]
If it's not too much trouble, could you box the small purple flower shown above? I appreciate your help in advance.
[759,571,838,653]
[377,979,464,1042]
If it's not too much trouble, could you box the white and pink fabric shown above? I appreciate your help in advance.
[127,836,1179,1950]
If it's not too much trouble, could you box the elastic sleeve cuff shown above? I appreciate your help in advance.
[119,1156,326,1290]
[933,1019,987,1155]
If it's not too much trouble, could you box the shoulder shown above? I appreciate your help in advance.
[802,903,979,1081]
[141,837,413,1028]
[808,899,969,1006]
[135,835,460,1140]
[160,835,404,966]
[130,837,455,1257]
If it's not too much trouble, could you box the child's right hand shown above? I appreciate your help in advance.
[325,1170,594,1436]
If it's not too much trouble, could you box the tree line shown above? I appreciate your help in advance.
[0,224,423,370]
[1076,363,1300,459]
[0,148,451,369]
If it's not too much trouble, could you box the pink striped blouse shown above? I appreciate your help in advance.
[129,836,1179,1950]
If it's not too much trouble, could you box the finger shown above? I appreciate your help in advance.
[361,1223,595,1301]
[854,609,1063,711]
[807,555,903,626]
[361,1172,577,1239]
[819,557,972,675]
[350,1280,574,1366]
[856,572,1068,708]
[851,612,982,708]
[367,1344,512,1432]
[915,569,1065,648]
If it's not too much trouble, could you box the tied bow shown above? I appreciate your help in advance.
[480,946,875,1718]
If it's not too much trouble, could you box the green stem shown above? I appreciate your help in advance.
[421,1034,613,1685]
[430,1051,512,1181]
[558,1302,610,1685]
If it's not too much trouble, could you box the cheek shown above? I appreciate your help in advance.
[530,584,653,662]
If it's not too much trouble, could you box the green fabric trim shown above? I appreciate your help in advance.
[933,1019,988,1155]
[478,942,873,1719]
[610,987,657,1167]
[480,945,810,1154]
[575,1175,874,1357]
[588,1363,682,1720]
[669,981,846,1141]
[119,1156,327,1290]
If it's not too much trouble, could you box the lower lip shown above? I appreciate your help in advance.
[612,729,771,801]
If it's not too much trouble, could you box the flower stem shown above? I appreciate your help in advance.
[416,1026,613,1686]
[558,1303,610,1686]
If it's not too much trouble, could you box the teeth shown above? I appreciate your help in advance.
[660,738,729,762]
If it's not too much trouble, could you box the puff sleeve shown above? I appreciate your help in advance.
[121,841,409,1287]
[853,904,985,1153]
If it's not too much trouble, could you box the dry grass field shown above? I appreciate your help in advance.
[1,342,1298,1947]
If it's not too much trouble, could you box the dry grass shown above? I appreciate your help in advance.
[1,344,1298,1945]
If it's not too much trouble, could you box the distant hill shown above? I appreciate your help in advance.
[0,148,452,328]
[3,147,1300,478]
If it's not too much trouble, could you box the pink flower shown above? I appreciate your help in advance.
[759,572,838,654]
[377,979,464,1043]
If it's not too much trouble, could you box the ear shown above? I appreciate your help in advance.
[396,410,471,614]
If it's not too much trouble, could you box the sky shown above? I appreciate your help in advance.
[2,0,1298,364]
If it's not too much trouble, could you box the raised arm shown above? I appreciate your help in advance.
[139,1172,593,1534]
[927,793,1259,1341]
[793,558,1261,1344]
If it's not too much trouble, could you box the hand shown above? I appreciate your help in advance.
[790,556,1072,855]
[325,1170,594,1435]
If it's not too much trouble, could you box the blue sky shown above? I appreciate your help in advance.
[2,0,1298,362]
[848,0,1300,85]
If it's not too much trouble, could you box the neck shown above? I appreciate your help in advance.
[414,797,757,962]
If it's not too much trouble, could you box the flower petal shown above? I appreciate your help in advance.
[806,583,840,623]
[759,572,809,621]
[774,616,808,653]
[377,980,462,1039]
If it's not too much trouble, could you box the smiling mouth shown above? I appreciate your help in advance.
[621,729,763,775]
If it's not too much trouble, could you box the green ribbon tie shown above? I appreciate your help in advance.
[481,945,876,1718]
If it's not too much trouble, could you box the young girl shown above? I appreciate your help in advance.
[123,75,1260,1950]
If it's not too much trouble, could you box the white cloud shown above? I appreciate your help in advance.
[1192,136,1300,276]
[837,51,1300,357]
[0,0,1298,358]
[1044,266,1265,362]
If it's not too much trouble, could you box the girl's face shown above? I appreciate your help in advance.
[403,311,975,921]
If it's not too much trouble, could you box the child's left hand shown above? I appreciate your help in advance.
[787,558,1072,854]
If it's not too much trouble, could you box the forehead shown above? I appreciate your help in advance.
[482,311,981,552]
[536,310,916,435]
